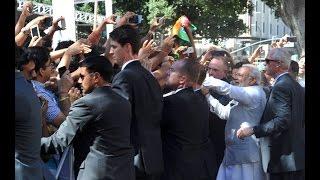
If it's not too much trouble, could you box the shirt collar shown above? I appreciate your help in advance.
[121,59,139,71]
[274,72,288,83]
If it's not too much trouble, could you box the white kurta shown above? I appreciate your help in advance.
[203,76,267,180]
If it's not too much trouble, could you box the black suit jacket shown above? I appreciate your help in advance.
[41,86,135,180]
[161,87,216,180]
[254,73,305,173]
[112,60,164,174]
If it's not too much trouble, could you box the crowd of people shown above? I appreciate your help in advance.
[15,1,305,180]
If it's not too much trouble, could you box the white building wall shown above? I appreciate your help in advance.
[249,0,291,39]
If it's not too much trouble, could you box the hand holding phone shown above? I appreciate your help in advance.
[286,36,297,42]
[30,25,40,38]
[58,18,66,30]
[128,15,143,24]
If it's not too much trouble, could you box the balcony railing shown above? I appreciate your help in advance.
[17,0,105,24]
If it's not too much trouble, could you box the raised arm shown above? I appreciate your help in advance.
[203,76,255,106]
[41,98,93,154]
[15,1,33,36]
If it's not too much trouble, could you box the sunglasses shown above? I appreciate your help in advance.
[265,59,279,64]
[79,72,94,80]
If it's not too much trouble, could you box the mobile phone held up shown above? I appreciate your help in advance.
[30,25,40,38]
[58,66,67,78]
[286,36,297,42]
[128,15,143,24]
[58,19,66,30]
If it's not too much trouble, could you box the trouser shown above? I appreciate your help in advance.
[270,170,304,180]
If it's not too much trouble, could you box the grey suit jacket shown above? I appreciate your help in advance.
[15,72,43,180]
[41,86,135,180]
[254,73,305,173]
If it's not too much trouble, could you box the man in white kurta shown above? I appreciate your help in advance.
[202,64,267,180]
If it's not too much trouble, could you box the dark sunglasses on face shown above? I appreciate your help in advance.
[79,72,94,80]
[265,59,279,64]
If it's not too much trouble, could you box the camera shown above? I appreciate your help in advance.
[286,36,297,42]
[30,25,40,38]
[128,15,143,24]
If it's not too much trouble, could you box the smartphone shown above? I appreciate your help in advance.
[153,31,162,47]
[128,15,143,24]
[58,19,66,30]
[58,66,67,77]
[43,17,53,28]
[30,25,40,38]
[286,36,297,42]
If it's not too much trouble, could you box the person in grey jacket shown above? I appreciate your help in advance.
[202,64,267,180]
[41,56,135,180]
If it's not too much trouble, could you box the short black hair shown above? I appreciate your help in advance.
[79,56,114,82]
[22,46,50,73]
[109,25,140,54]
[174,58,199,83]
[233,62,244,69]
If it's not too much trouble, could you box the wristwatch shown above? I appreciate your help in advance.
[21,27,30,35]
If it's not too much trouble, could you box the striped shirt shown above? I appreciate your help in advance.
[31,80,61,123]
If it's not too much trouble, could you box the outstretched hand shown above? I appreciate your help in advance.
[161,36,175,54]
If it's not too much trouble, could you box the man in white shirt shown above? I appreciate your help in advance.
[202,64,267,180]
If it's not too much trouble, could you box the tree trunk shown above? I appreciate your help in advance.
[279,0,305,56]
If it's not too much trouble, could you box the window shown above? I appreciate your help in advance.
[263,22,265,33]
[256,21,258,32]
[256,1,259,12]
[277,25,279,35]
[263,4,265,13]
[283,26,285,35]
[270,24,272,34]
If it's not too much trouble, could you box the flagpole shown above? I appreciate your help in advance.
[184,26,197,59]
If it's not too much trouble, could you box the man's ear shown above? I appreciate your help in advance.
[39,68,45,77]
[179,75,187,85]
[249,77,257,85]
[124,43,133,55]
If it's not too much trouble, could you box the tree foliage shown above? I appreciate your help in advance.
[32,0,254,42]
[74,0,252,41]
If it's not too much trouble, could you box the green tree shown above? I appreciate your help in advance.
[33,0,254,42]
[33,0,52,5]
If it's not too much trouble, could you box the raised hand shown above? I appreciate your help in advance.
[103,14,117,25]
[22,1,33,17]
[68,87,82,103]
[161,36,175,54]
[116,11,136,28]
[28,36,43,47]
[138,39,156,60]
